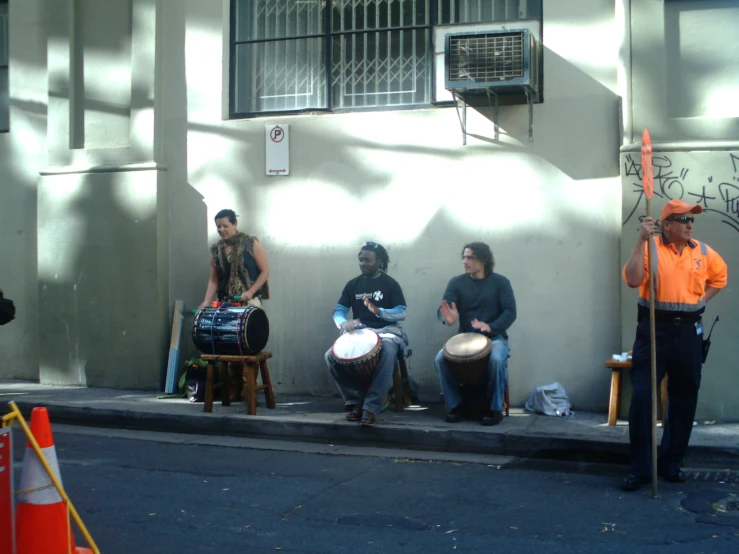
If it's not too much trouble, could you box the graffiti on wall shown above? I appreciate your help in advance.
[622,152,739,234]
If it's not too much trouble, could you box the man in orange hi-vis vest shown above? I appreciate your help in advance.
[620,199,728,491]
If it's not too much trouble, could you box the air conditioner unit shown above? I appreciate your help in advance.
[445,28,541,105]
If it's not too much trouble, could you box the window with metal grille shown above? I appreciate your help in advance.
[438,0,540,25]
[230,0,540,118]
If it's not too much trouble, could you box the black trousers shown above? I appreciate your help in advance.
[628,318,702,476]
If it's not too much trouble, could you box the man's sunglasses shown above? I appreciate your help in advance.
[667,216,694,224]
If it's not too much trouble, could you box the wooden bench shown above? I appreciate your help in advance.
[606,355,667,426]
[201,352,276,415]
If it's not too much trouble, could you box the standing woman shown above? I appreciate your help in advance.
[199,209,270,310]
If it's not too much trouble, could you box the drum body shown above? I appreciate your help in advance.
[443,332,492,386]
[192,305,269,355]
[331,329,383,388]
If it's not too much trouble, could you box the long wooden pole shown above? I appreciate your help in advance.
[645,199,659,498]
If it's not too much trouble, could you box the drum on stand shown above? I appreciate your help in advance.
[443,332,492,419]
[331,329,383,389]
[192,304,270,355]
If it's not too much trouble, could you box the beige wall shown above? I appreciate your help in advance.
[619,0,739,419]
[619,150,739,420]
[0,0,46,379]
[7,1,735,419]
[625,0,739,144]
[36,0,170,388]
[182,0,623,410]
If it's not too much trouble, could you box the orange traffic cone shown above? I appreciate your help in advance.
[15,407,92,554]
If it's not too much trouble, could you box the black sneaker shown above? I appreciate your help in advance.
[620,474,651,491]
[659,469,687,483]
[445,406,463,423]
[481,411,504,426]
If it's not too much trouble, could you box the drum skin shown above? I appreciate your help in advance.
[331,329,382,387]
[443,332,492,386]
[192,305,270,355]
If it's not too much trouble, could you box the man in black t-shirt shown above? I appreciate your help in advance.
[434,242,516,426]
[325,242,408,427]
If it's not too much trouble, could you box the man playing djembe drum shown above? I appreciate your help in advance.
[434,242,517,426]
[325,242,408,427]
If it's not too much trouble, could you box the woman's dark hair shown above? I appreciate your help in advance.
[462,242,494,276]
[358,241,390,273]
[214,209,237,225]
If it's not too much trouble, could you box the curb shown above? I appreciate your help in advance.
[7,400,626,460]
[10,401,739,469]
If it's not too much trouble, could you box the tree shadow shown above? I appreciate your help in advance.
[466,46,620,181]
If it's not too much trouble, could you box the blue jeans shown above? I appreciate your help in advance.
[325,338,399,416]
[434,336,510,412]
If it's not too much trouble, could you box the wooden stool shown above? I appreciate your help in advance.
[392,348,414,412]
[201,352,276,415]
[606,355,667,426]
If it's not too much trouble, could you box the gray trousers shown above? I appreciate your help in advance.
[325,338,399,415]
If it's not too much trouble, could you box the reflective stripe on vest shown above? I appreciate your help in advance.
[639,238,708,313]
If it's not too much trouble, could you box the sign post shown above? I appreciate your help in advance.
[1,426,15,554]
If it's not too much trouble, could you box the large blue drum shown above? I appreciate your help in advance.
[192,305,269,355]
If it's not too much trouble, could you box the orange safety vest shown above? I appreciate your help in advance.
[623,236,728,313]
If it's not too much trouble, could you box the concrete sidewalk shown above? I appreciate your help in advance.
[1,379,738,469]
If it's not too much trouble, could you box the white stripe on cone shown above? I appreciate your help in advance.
[18,445,63,505]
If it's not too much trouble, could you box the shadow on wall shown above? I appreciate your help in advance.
[241,204,622,411]
[38,170,164,389]
[169,180,209,385]
[468,46,621,181]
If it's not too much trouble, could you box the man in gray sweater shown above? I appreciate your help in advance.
[434,242,517,425]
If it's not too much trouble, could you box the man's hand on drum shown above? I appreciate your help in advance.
[340,319,360,334]
[440,300,458,326]
[471,318,491,334]
[363,297,380,315]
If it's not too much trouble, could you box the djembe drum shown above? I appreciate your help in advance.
[192,304,270,355]
[331,329,383,390]
[443,332,492,419]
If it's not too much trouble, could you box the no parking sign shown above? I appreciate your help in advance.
[0,427,14,554]
[265,124,290,176]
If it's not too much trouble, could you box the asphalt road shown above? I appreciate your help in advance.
[9,426,739,554]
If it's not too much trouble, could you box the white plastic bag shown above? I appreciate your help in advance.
[524,382,573,417]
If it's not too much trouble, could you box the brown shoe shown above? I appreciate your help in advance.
[360,409,376,427]
[346,405,362,422]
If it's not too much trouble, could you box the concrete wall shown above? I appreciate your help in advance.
[0,0,46,379]
[36,0,170,388]
[624,0,739,143]
[16,0,736,421]
[619,151,739,421]
[181,0,622,410]
[619,0,739,419]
